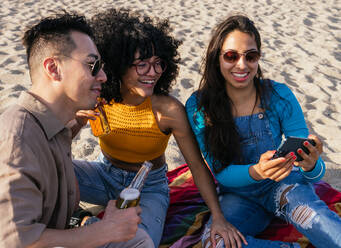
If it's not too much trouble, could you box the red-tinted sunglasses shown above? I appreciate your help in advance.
[221,50,261,63]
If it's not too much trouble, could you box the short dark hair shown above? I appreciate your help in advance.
[90,8,182,103]
[22,11,93,73]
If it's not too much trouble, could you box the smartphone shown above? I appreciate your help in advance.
[272,136,316,161]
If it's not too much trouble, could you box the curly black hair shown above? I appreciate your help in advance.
[90,8,182,103]
[22,11,93,74]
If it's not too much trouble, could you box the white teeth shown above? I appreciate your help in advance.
[232,73,248,78]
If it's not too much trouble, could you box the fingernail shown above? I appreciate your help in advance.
[298,149,302,154]
[304,141,309,146]
[289,152,295,156]
[293,156,297,160]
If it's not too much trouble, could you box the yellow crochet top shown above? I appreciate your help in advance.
[95,97,171,163]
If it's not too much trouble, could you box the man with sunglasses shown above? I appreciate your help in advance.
[0,12,153,247]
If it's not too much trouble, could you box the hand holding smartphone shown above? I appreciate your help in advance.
[272,136,316,161]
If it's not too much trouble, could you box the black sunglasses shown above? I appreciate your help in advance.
[87,58,105,77]
[221,50,261,63]
[61,55,105,76]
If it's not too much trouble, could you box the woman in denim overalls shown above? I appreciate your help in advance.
[186,15,341,248]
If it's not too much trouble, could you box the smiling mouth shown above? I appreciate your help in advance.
[232,72,249,78]
[140,80,155,85]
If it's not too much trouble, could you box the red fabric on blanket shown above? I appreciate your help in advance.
[160,164,341,248]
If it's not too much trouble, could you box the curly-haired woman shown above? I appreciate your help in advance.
[186,14,341,248]
[72,9,246,248]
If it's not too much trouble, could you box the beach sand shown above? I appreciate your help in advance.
[0,0,340,190]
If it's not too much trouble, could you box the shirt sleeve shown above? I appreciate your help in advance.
[299,158,325,182]
[185,84,326,188]
[0,131,46,247]
[272,82,308,137]
[185,93,260,187]
[272,82,325,182]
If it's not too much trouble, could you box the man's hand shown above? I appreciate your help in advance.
[101,200,142,243]
[27,200,142,248]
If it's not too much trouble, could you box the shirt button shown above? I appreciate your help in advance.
[67,152,71,157]
[258,113,264,119]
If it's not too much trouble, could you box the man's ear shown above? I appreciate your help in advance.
[43,57,61,81]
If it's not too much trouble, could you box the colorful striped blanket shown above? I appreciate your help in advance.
[160,164,341,248]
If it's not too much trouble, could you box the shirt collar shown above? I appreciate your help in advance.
[18,91,66,140]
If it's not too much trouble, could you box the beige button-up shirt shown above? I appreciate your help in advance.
[0,91,77,247]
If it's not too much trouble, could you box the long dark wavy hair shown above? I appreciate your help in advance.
[198,15,273,173]
[90,8,181,103]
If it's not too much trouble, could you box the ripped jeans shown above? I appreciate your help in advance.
[204,170,341,248]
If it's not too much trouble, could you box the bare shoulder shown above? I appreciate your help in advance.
[151,95,185,116]
[150,95,188,132]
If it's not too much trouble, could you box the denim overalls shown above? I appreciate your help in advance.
[203,113,341,248]
[73,153,169,247]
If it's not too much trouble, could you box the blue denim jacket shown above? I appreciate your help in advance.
[185,80,325,188]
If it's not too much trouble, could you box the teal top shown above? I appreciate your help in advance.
[185,81,325,188]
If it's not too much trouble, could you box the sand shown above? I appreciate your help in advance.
[0,0,340,191]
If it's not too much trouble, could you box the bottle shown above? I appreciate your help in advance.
[116,161,153,209]
[89,101,111,137]
[97,104,111,134]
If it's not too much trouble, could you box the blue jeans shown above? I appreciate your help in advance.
[209,171,341,247]
[73,153,170,247]
[203,113,341,247]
